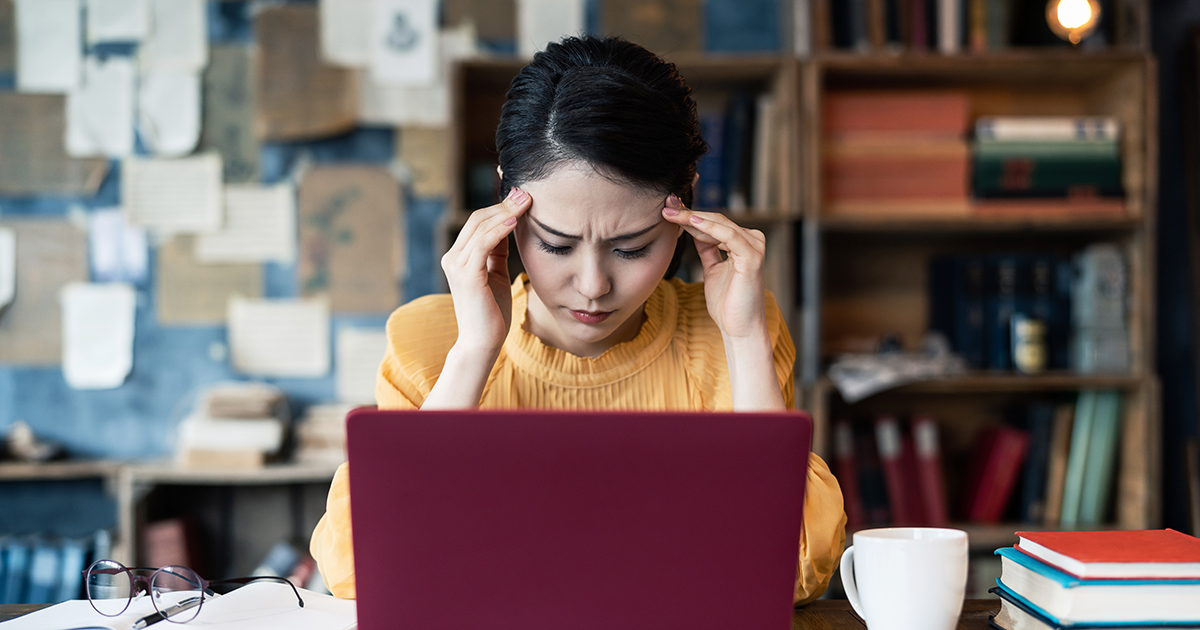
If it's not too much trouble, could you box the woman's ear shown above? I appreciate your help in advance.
[497,165,504,181]
[692,172,699,188]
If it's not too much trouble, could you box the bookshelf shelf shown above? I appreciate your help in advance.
[0,460,122,481]
[820,214,1141,234]
[818,373,1145,397]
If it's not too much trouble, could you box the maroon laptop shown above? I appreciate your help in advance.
[346,408,811,630]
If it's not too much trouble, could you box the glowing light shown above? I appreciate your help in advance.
[1056,0,1093,30]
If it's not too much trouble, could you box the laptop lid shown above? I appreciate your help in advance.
[347,408,811,630]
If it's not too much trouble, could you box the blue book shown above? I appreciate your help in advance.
[56,538,88,602]
[994,548,1200,626]
[704,0,782,53]
[2,539,29,605]
[985,255,1023,370]
[25,542,60,605]
[1018,402,1056,523]
[695,113,726,210]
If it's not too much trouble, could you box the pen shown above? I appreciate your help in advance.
[131,596,203,629]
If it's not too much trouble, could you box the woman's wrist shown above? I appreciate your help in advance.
[420,342,500,409]
[723,329,786,412]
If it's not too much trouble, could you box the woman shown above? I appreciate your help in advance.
[311,35,845,605]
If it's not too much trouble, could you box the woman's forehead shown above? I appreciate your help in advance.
[520,164,665,237]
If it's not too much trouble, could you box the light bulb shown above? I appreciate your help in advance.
[1046,0,1101,45]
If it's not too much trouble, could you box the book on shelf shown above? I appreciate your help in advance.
[1077,391,1122,525]
[694,90,780,215]
[1018,402,1057,524]
[833,419,866,531]
[855,423,892,526]
[976,117,1121,142]
[912,415,949,526]
[1016,529,1200,580]
[995,546,1200,626]
[177,382,291,469]
[1043,402,1076,527]
[1060,391,1097,527]
[961,425,1030,523]
[143,517,199,574]
[2,537,29,605]
[874,415,923,525]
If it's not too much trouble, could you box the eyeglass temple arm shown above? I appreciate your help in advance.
[208,576,305,608]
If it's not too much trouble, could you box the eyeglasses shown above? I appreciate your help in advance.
[82,559,303,624]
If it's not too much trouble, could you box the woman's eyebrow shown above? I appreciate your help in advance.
[528,215,659,243]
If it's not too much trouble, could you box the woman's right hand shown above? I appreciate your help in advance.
[440,186,533,359]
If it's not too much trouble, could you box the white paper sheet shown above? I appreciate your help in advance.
[336,326,387,404]
[89,208,148,284]
[228,297,330,377]
[517,0,584,57]
[122,154,223,234]
[61,282,136,389]
[369,0,437,86]
[15,0,82,93]
[0,228,15,310]
[66,56,135,157]
[320,0,372,66]
[196,184,297,264]
[86,0,149,42]
[137,69,201,156]
[140,0,207,71]
[358,25,477,126]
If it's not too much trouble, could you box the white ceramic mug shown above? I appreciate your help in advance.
[839,527,969,630]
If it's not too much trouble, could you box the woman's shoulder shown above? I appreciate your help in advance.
[382,293,459,382]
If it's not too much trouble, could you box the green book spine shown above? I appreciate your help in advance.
[1078,391,1123,525]
[1059,390,1097,527]
[973,154,1123,197]
[974,139,1121,158]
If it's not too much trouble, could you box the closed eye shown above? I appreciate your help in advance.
[537,238,571,256]
[616,246,651,260]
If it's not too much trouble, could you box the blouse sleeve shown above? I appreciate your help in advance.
[793,452,847,605]
[310,338,422,599]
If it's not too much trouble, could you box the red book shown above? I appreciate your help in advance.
[961,426,1030,523]
[1016,529,1200,579]
[822,91,970,138]
[875,416,921,525]
[912,415,949,526]
[833,420,865,531]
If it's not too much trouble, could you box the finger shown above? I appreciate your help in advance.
[693,237,725,271]
[464,206,525,273]
[452,187,532,255]
[685,213,760,260]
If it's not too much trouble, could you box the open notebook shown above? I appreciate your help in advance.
[0,581,355,630]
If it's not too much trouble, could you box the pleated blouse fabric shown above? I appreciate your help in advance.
[310,274,847,605]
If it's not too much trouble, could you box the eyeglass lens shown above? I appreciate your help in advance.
[151,565,205,624]
[86,559,134,617]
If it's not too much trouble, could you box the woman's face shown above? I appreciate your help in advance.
[513,162,683,358]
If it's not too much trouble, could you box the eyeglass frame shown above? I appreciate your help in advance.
[82,559,305,622]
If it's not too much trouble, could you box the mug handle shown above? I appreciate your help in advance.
[839,545,868,621]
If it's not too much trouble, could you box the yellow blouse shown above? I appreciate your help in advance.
[310,274,846,605]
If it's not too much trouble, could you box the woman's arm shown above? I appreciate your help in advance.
[662,195,786,411]
[423,187,532,409]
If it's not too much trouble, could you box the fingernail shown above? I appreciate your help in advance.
[690,215,703,224]
[663,207,679,216]
[510,187,529,204]
[504,216,517,226]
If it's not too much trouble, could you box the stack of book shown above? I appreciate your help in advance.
[822,90,971,218]
[972,116,1125,218]
[294,403,356,466]
[175,382,289,468]
[991,530,1200,630]
[694,90,785,215]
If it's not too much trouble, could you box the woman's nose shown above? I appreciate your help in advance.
[574,260,611,302]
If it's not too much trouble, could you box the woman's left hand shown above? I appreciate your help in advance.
[662,194,768,340]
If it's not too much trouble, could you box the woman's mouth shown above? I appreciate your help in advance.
[569,309,612,324]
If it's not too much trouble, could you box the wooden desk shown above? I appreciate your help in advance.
[0,600,1001,626]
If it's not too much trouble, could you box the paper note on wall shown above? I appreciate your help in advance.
[157,236,262,325]
[137,70,201,156]
[298,167,403,314]
[200,45,259,183]
[601,0,702,56]
[15,0,81,93]
[90,209,147,284]
[358,25,477,127]
[0,228,14,310]
[0,221,88,365]
[67,56,135,157]
[87,0,149,43]
[516,0,584,57]
[228,297,330,377]
[61,282,136,389]
[256,4,358,141]
[0,0,15,76]
[0,93,109,196]
[369,0,437,86]
[139,0,206,71]
[336,327,387,404]
[319,0,371,66]
[122,154,222,234]
[196,184,296,264]
[398,126,450,197]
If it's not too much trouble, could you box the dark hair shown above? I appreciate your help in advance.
[496,36,706,277]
